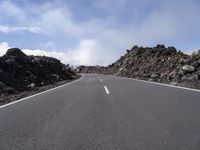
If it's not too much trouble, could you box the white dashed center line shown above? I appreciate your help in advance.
[104,86,110,94]
[99,79,103,82]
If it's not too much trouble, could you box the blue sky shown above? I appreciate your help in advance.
[0,0,200,66]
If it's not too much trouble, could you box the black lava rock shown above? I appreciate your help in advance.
[0,48,77,95]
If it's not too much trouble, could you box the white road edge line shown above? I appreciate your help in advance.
[0,75,85,109]
[110,75,200,92]
[81,74,200,92]
[104,85,110,94]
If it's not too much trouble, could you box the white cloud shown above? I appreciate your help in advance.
[34,8,79,36]
[0,1,104,36]
[132,0,200,44]
[0,42,10,56]
[70,39,116,66]
[31,5,108,37]
[0,40,116,66]
[23,39,117,66]
[0,1,26,21]
[0,25,43,34]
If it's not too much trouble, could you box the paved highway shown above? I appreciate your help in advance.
[0,74,200,150]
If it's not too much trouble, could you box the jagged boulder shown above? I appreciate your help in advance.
[4,48,26,58]
[181,65,195,73]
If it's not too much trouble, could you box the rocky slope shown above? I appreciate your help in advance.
[0,48,77,100]
[77,45,200,89]
[76,65,105,74]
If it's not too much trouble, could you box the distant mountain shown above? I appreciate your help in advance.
[0,48,77,96]
[76,44,200,89]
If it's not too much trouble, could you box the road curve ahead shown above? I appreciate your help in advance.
[0,74,200,150]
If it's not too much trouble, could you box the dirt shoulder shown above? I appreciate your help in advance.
[0,75,81,106]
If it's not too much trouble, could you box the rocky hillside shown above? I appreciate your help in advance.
[0,48,77,96]
[77,45,200,89]
[76,65,105,74]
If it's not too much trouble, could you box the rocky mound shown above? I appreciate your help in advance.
[0,48,77,95]
[77,45,200,89]
[76,65,105,74]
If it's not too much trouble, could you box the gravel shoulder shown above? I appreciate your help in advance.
[0,75,81,106]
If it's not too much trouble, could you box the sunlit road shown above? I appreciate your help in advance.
[0,74,200,150]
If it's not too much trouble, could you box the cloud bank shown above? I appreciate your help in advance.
[0,40,117,66]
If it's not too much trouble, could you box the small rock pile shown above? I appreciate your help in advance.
[77,44,200,89]
[0,48,77,96]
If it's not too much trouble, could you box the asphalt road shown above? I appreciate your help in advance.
[0,74,200,150]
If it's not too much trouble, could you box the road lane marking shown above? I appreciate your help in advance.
[83,74,200,92]
[0,75,85,109]
[105,74,200,92]
[97,77,103,82]
[120,76,200,92]
[104,85,110,94]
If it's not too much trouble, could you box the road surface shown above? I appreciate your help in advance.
[0,74,200,150]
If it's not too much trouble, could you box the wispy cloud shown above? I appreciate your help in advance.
[0,1,26,21]
[0,25,43,34]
